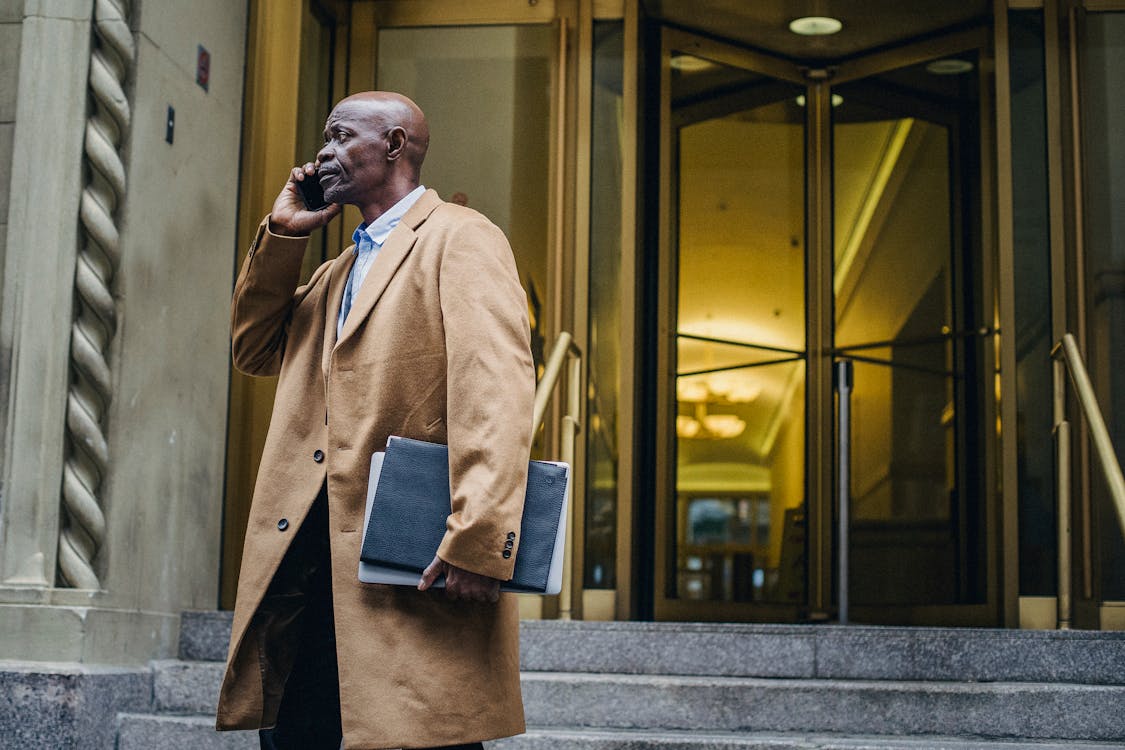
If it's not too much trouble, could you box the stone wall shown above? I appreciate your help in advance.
[0,1,18,284]
[0,0,247,665]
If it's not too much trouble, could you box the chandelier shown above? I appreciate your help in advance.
[675,373,757,440]
[676,404,746,440]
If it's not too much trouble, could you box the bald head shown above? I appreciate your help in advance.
[317,91,430,222]
[337,91,429,176]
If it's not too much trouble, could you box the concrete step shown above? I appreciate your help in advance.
[117,714,256,749]
[497,728,1125,749]
[520,621,1125,684]
[115,715,1125,750]
[177,611,1125,685]
[147,660,1125,741]
[519,672,1125,742]
[152,659,225,714]
[179,610,232,662]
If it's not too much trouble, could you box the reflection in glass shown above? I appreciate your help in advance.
[832,53,987,607]
[671,55,806,604]
[1081,12,1125,599]
[1008,10,1056,595]
[377,25,554,371]
[585,22,624,589]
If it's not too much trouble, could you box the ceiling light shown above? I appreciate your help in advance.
[701,414,747,439]
[795,94,844,107]
[671,54,716,73]
[788,16,843,36]
[678,374,761,404]
[676,415,702,439]
[926,59,974,75]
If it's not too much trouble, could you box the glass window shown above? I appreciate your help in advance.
[1008,10,1056,596]
[833,53,989,607]
[670,53,807,605]
[585,21,624,589]
[1081,12,1125,601]
[377,25,554,372]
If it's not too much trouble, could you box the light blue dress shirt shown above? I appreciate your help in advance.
[337,184,426,338]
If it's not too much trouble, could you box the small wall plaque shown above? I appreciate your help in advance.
[196,45,210,92]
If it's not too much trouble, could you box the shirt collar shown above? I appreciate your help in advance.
[352,184,427,252]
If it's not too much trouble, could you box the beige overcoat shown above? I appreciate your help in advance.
[217,190,535,749]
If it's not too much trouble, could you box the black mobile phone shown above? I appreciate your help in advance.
[296,171,329,211]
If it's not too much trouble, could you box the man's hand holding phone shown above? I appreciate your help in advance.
[269,162,342,237]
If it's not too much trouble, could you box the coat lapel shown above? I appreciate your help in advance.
[334,189,443,349]
[322,250,357,376]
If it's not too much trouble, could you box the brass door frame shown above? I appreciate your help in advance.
[223,0,352,609]
[653,29,807,623]
[654,25,1006,625]
[363,0,587,618]
[224,0,594,613]
[1062,0,1125,628]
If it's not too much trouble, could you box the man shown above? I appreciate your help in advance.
[216,92,535,750]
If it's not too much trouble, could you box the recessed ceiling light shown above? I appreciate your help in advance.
[789,16,843,36]
[795,93,844,107]
[926,58,974,75]
[671,54,715,72]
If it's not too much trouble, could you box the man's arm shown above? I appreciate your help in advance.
[418,213,535,601]
[230,165,341,376]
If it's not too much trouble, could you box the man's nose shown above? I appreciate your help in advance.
[316,144,333,164]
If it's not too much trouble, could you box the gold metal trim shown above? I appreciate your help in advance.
[806,81,834,618]
[663,27,805,84]
[223,0,307,609]
[1052,333,1125,627]
[560,0,595,619]
[372,0,557,26]
[593,0,624,19]
[615,0,639,620]
[831,27,990,84]
[652,27,677,618]
[1082,0,1125,10]
[992,0,1022,628]
[1067,0,1094,602]
[1053,356,1072,628]
[533,332,584,618]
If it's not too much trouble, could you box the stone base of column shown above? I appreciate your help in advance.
[0,602,178,665]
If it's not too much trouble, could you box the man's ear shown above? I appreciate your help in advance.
[386,126,407,160]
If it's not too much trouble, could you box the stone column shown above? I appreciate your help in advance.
[0,0,247,665]
[0,0,93,591]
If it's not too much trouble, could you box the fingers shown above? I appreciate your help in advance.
[418,555,444,591]
[420,559,501,602]
[442,566,501,602]
[289,163,317,183]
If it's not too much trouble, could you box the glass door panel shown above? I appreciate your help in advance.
[656,30,997,624]
[376,25,556,373]
[832,52,990,614]
[665,50,807,614]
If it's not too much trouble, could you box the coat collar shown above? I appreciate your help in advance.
[328,188,443,356]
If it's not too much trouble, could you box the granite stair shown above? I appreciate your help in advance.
[111,612,1125,749]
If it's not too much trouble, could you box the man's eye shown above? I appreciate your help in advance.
[335,132,348,142]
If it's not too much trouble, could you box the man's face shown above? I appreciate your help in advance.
[316,101,391,205]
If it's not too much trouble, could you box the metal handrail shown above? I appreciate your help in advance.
[533,332,582,619]
[1050,333,1125,628]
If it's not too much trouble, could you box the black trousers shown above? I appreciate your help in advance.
[257,490,485,750]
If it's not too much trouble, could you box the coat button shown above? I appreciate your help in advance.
[277,518,289,531]
[507,531,516,540]
[502,549,512,559]
[313,449,325,463]
[504,540,514,550]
